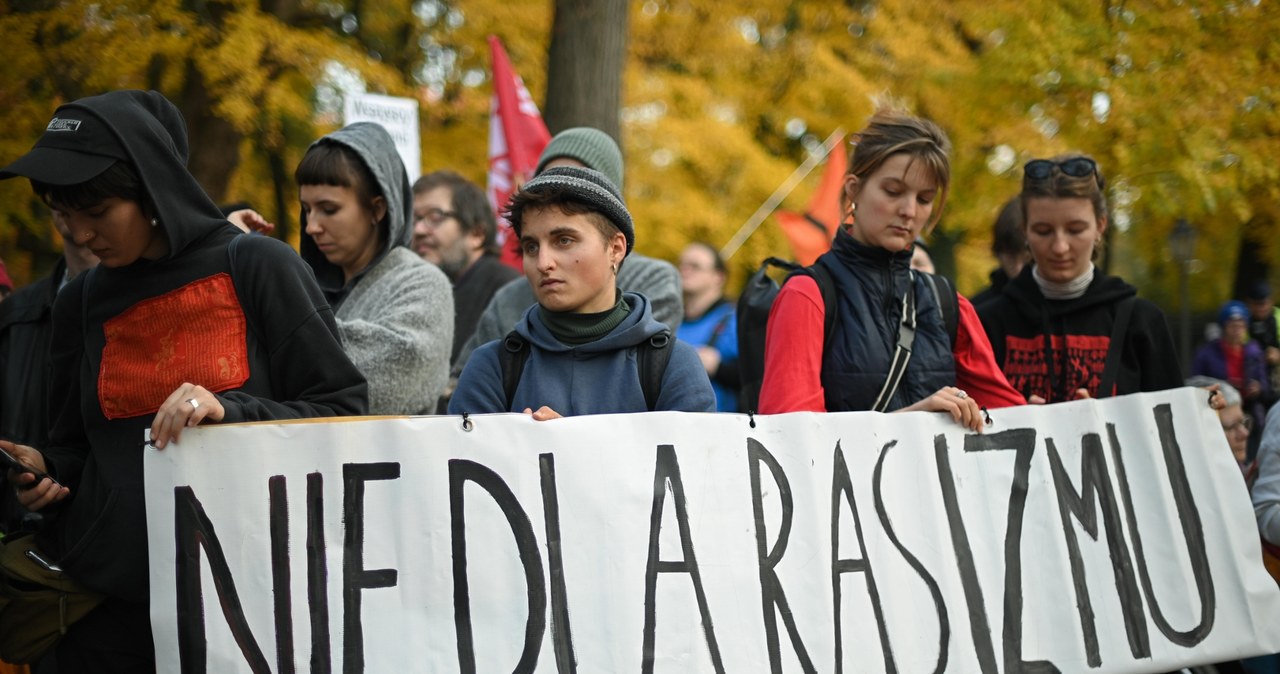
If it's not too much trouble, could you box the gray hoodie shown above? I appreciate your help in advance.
[300,122,453,414]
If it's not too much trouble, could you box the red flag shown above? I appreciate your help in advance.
[487,36,551,269]
[774,139,848,265]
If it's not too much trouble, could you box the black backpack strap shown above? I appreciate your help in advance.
[920,271,959,347]
[1098,297,1137,398]
[498,331,530,410]
[807,263,839,353]
[637,329,675,411]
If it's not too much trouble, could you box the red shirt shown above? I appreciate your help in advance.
[759,275,1026,413]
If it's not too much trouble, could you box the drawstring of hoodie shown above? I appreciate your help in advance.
[1038,302,1067,402]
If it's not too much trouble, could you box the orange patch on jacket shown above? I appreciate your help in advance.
[98,273,248,419]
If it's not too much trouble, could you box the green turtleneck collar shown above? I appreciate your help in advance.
[539,290,630,345]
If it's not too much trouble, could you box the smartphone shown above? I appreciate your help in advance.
[25,549,61,573]
[0,446,53,488]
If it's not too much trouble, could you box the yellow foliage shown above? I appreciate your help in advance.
[0,0,1276,317]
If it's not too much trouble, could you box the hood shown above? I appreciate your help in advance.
[516,292,667,353]
[299,122,413,288]
[11,90,225,259]
[1003,264,1137,320]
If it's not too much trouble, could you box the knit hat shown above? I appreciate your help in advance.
[515,166,633,254]
[1219,300,1249,325]
[1246,279,1272,301]
[535,127,624,191]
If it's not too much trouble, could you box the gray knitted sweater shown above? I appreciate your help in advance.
[300,122,454,414]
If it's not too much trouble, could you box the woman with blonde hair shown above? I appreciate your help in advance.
[977,154,1182,402]
[759,110,1023,426]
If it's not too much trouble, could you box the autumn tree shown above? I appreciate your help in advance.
[1,0,1276,320]
[0,0,417,278]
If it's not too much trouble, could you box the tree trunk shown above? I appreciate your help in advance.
[543,0,629,142]
[179,61,243,206]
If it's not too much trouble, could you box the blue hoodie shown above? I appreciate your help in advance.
[450,292,715,415]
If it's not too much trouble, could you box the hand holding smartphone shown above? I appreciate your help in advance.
[0,445,55,489]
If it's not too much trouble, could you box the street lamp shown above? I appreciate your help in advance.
[1168,218,1198,374]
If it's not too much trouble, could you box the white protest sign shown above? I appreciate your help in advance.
[343,93,421,182]
[145,388,1280,673]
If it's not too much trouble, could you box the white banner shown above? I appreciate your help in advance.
[145,388,1280,673]
[343,93,421,182]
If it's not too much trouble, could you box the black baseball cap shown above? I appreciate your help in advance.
[0,105,128,185]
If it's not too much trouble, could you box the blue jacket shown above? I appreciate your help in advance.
[1193,338,1270,398]
[450,292,716,415]
[677,298,739,412]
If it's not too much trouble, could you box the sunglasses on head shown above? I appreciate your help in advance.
[1023,157,1104,189]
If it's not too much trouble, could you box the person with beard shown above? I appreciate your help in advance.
[977,154,1182,403]
[0,89,367,671]
[411,170,519,366]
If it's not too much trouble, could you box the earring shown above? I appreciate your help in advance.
[150,218,158,228]
[611,262,618,274]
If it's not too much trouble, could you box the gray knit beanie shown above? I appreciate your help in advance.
[514,166,634,255]
[535,127,624,191]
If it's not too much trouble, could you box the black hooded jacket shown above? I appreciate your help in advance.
[30,90,367,602]
[977,265,1182,403]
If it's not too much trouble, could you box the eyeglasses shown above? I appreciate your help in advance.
[1222,416,1253,434]
[414,207,457,227]
[1023,157,1104,189]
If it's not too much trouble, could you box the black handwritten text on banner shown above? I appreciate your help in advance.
[144,388,1280,673]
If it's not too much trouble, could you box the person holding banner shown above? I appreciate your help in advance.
[0,90,368,672]
[451,127,685,375]
[977,154,1183,403]
[759,109,1023,428]
[295,123,455,415]
[449,166,715,417]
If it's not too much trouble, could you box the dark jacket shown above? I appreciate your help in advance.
[814,229,955,412]
[977,265,1182,403]
[35,90,368,602]
[0,259,66,534]
[0,258,65,447]
[452,253,520,365]
[970,267,1011,310]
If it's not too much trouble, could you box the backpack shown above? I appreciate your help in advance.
[497,329,675,411]
[735,257,958,413]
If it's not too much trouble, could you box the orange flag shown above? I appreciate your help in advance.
[774,140,847,265]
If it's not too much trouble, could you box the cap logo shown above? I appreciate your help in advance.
[46,117,82,132]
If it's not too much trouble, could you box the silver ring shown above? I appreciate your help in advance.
[187,398,200,411]
[956,390,968,399]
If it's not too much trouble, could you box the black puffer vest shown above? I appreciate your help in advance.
[815,229,955,411]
